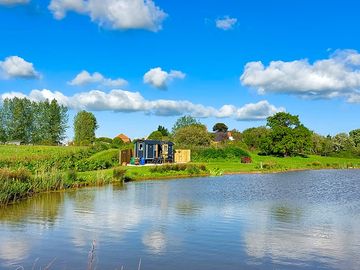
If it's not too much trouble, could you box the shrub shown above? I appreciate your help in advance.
[113,168,127,180]
[192,146,250,162]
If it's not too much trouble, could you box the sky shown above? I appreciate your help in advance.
[0,0,360,140]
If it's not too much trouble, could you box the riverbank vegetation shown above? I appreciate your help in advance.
[1,96,360,206]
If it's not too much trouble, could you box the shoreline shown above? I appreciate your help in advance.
[1,164,360,207]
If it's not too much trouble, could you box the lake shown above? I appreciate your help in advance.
[0,170,360,269]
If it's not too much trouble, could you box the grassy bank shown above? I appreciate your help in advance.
[79,154,360,182]
[1,145,360,206]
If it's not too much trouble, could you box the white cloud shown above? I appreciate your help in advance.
[69,70,128,87]
[240,49,360,103]
[0,56,39,79]
[143,67,186,89]
[215,16,237,30]
[48,0,167,31]
[0,0,29,6]
[0,89,284,121]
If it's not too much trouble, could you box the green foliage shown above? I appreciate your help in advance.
[157,125,170,136]
[148,164,207,174]
[112,137,124,148]
[242,126,270,150]
[113,167,127,180]
[0,97,68,145]
[213,123,228,133]
[148,130,163,140]
[172,115,200,134]
[260,112,312,157]
[96,137,113,144]
[74,111,98,145]
[192,146,250,161]
[350,129,360,147]
[75,149,119,172]
[174,124,211,147]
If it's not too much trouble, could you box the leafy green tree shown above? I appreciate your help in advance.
[48,99,68,144]
[148,130,163,140]
[242,126,270,150]
[172,115,200,134]
[112,137,124,148]
[157,125,169,136]
[74,111,98,145]
[174,124,211,147]
[332,133,355,152]
[260,112,312,157]
[212,123,228,133]
[349,129,360,147]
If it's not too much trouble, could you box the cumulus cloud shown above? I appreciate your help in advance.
[68,70,128,87]
[143,67,186,89]
[215,16,237,30]
[0,89,284,120]
[48,0,167,31]
[0,0,29,6]
[0,56,39,79]
[240,49,360,103]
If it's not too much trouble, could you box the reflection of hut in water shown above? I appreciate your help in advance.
[134,140,174,164]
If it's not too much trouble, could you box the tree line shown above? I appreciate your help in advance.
[1,97,359,158]
[147,112,360,158]
[0,97,68,145]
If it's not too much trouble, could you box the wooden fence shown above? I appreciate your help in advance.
[174,149,191,163]
[119,149,133,165]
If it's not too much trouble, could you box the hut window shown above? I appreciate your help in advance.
[139,143,144,151]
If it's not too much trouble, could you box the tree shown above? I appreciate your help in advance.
[242,126,270,150]
[260,112,312,157]
[174,124,211,147]
[157,125,169,137]
[74,111,98,145]
[48,99,68,144]
[332,133,355,152]
[350,129,360,147]
[212,123,228,133]
[148,130,163,140]
[0,97,68,145]
[172,115,200,134]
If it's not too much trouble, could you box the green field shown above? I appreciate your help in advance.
[1,145,360,206]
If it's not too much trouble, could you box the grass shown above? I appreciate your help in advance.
[1,145,360,206]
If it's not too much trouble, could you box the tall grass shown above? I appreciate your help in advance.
[0,167,116,206]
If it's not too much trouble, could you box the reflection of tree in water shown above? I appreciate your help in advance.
[176,201,202,217]
[0,191,65,226]
[271,205,303,223]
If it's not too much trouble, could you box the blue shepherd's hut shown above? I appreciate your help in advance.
[134,140,174,164]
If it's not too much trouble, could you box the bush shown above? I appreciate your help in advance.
[75,149,119,172]
[192,146,250,162]
[149,164,207,174]
[113,168,127,180]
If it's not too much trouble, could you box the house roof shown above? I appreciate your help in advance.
[116,133,131,143]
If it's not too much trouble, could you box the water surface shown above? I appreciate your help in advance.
[0,170,359,269]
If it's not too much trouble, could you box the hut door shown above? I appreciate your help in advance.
[147,144,154,159]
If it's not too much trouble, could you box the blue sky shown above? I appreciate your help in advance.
[0,0,360,140]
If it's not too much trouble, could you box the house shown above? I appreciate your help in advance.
[6,140,23,146]
[134,140,174,164]
[116,133,131,143]
[214,131,234,142]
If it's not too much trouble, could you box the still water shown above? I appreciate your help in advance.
[0,170,360,269]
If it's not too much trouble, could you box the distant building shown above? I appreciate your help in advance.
[116,133,131,143]
[6,140,22,146]
[214,131,234,142]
